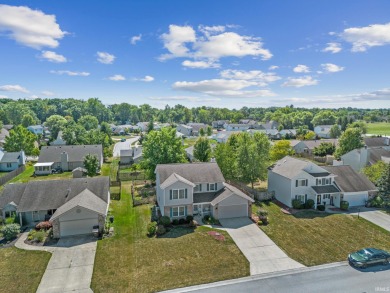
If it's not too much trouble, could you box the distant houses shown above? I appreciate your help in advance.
[314,125,340,139]
[27,125,44,135]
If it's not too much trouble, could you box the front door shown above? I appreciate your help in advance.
[330,196,334,206]
[193,204,200,215]
[317,194,321,205]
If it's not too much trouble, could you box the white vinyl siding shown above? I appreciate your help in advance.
[296,179,308,187]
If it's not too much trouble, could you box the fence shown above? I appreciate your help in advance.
[0,165,26,186]
[110,181,121,200]
[118,171,147,181]
[227,180,274,201]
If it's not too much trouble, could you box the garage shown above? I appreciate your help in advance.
[59,218,98,237]
[343,192,368,207]
[218,204,248,219]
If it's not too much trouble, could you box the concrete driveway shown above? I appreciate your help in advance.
[219,218,304,275]
[352,209,390,232]
[36,235,97,293]
[112,136,139,157]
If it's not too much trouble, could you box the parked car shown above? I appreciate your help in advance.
[51,167,63,174]
[121,138,126,142]
[348,248,390,268]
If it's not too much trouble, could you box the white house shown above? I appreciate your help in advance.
[340,146,390,172]
[155,163,254,220]
[224,123,251,131]
[268,156,376,209]
[314,125,340,138]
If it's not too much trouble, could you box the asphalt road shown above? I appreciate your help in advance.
[112,136,139,157]
[162,262,390,293]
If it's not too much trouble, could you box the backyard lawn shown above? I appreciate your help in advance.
[0,247,51,293]
[366,122,390,135]
[5,164,73,184]
[253,202,390,266]
[92,182,249,293]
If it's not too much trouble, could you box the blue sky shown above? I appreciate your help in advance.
[1,0,390,109]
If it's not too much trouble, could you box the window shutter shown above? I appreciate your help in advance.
[170,190,172,200]
[207,183,210,191]
[170,208,173,218]
[185,189,188,198]
[295,195,297,200]
[305,194,307,203]
[185,206,187,216]
[214,183,217,190]
[305,179,308,186]
[200,184,202,191]
[295,180,298,187]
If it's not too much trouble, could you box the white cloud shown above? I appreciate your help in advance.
[149,96,221,103]
[219,69,281,86]
[269,65,279,70]
[50,70,90,76]
[130,34,142,45]
[282,76,318,88]
[97,51,115,64]
[135,75,154,82]
[322,42,342,53]
[0,4,66,49]
[182,60,220,69]
[40,50,67,63]
[0,84,29,93]
[41,90,55,96]
[0,95,8,99]
[293,64,310,73]
[172,78,276,98]
[159,24,272,64]
[108,74,126,81]
[29,95,39,99]
[321,63,345,73]
[340,22,390,52]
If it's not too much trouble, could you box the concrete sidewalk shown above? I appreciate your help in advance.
[219,217,304,275]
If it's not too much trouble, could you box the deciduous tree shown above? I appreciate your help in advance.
[193,137,212,162]
[4,125,38,155]
[334,128,364,158]
[270,140,294,161]
[83,153,99,176]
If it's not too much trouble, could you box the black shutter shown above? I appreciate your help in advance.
[295,180,298,187]
[170,190,172,200]
[305,194,307,203]
[185,189,188,198]
[207,183,210,191]
[305,179,308,186]
[200,184,202,191]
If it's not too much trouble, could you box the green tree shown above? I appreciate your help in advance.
[147,117,154,133]
[270,140,294,161]
[142,128,186,179]
[304,130,316,140]
[362,161,386,184]
[193,137,211,162]
[313,142,336,157]
[83,153,99,176]
[347,121,368,134]
[4,125,38,155]
[199,127,205,137]
[311,110,337,126]
[376,163,390,201]
[214,143,236,180]
[78,115,99,131]
[329,124,342,138]
[21,114,37,127]
[206,125,212,136]
[334,128,364,158]
[45,115,67,138]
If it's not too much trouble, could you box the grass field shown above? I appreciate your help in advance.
[92,182,249,293]
[0,247,51,293]
[253,202,390,266]
[366,122,390,135]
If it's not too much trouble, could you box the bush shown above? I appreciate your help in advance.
[257,209,268,217]
[178,218,186,225]
[370,196,384,208]
[1,223,20,241]
[172,219,179,225]
[305,199,315,209]
[186,215,194,222]
[35,221,53,231]
[156,224,166,236]
[34,231,46,242]
[147,221,157,236]
[292,199,303,209]
[159,216,171,227]
[317,204,325,211]
[203,215,210,221]
[340,200,349,210]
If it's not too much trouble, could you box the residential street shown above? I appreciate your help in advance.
[358,210,390,232]
[112,136,139,157]
[162,262,390,293]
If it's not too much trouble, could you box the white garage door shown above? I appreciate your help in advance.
[218,204,248,219]
[344,193,368,207]
[60,218,97,237]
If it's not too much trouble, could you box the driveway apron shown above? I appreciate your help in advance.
[219,217,304,275]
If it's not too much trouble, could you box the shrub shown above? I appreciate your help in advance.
[340,200,349,211]
[203,215,210,221]
[257,221,262,226]
[257,209,268,217]
[305,199,315,209]
[317,204,325,211]
[370,196,384,208]
[292,199,303,209]
[147,221,157,236]
[35,221,53,231]
[1,223,20,241]
[179,218,186,225]
[156,224,166,236]
[34,231,46,242]
[159,216,171,227]
[172,219,179,225]
[186,215,194,222]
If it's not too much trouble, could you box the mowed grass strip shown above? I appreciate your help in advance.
[0,247,51,293]
[366,122,390,135]
[254,202,390,266]
[92,182,249,293]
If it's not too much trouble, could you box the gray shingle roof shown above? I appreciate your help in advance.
[369,148,390,164]
[308,172,330,177]
[156,162,225,185]
[0,177,110,212]
[193,192,218,203]
[269,156,311,179]
[311,185,340,194]
[300,139,339,150]
[364,137,387,147]
[38,145,103,164]
[322,165,377,193]
[0,151,21,163]
[120,149,133,157]
[211,183,254,205]
[160,173,196,189]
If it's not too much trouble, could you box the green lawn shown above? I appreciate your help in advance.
[253,202,390,266]
[366,122,390,135]
[6,165,73,184]
[92,182,249,293]
[0,247,51,293]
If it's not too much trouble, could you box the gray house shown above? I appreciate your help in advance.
[293,139,338,155]
[0,177,110,238]
[341,146,390,172]
[27,125,44,135]
[34,145,103,175]
[176,124,193,137]
[120,146,143,165]
[155,163,254,220]
[0,150,26,172]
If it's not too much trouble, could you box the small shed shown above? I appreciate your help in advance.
[72,167,87,178]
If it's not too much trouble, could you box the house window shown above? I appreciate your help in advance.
[195,184,202,192]
[207,183,218,191]
[295,179,308,187]
[323,194,330,200]
[295,195,306,203]
[171,206,186,218]
[6,163,12,168]
[170,189,187,200]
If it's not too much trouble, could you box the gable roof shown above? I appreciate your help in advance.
[28,125,43,130]
[211,183,254,205]
[38,145,103,163]
[160,173,196,189]
[269,156,311,179]
[120,149,133,157]
[364,137,388,147]
[156,162,225,185]
[369,148,390,164]
[322,165,376,193]
[0,128,9,141]
[0,177,110,213]
[299,139,338,150]
[50,188,108,220]
[0,151,22,163]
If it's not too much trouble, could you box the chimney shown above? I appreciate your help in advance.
[360,145,369,168]
[61,151,69,171]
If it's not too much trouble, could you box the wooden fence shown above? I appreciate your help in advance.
[0,165,26,186]
[118,171,147,181]
[227,180,274,201]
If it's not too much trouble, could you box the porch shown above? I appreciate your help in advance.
[193,203,212,217]
[312,185,341,208]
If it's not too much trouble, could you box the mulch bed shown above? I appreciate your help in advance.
[0,236,18,249]
[207,231,225,241]
[273,199,300,214]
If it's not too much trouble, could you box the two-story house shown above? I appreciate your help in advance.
[155,163,254,220]
[268,156,376,209]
